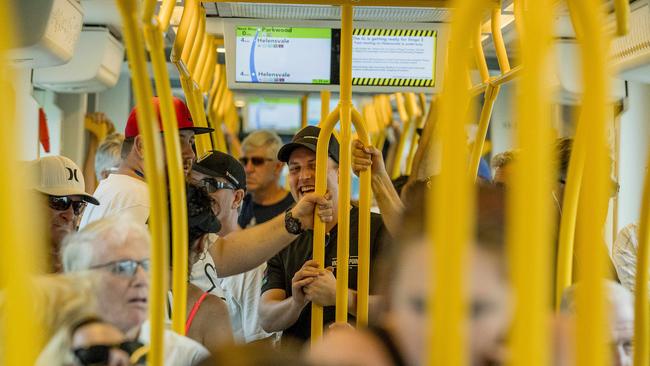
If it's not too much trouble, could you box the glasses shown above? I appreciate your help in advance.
[239,156,273,166]
[48,196,87,216]
[201,178,236,194]
[74,341,144,366]
[90,259,150,277]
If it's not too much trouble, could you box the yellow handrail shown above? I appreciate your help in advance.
[474,21,490,84]
[321,90,331,123]
[569,0,612,365]
[554,114,586,309]
[403,93,423,177]
[614,0,630,36]
[469,84,500,179]
[634,152,650,366]
[427,0,488,364]
[194,33,210,85]
[0,2,43,365]
[507,0,553,363]
[311,105,341,344]
[115,1,169,365]
[350,108,372,327]
[158,0,176,32]
[187,9,206,76]
[177,0,198,65]
[491,8,511,73]
[142,4,190,336]
[335,3,353,326]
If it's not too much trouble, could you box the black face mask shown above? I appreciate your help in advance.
[73,341,143,365]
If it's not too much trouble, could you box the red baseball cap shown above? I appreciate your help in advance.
[124,96,214,138]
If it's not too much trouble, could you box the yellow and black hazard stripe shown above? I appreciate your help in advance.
[353,29,436,37]
[352,78,434,87]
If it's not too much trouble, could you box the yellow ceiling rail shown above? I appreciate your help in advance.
[427,0,491,364]
[569,0,612,365]
[614,0,630,36]
[158,0,176,32]
[202,0,500,8]
[0,2,43,365]
[491,8,511,73]
[474,21,490,84]
[115,1,169,365]
[187,8,206,77]
[142,0,190,338]
[634,149,650,366]
[507,0,554,363]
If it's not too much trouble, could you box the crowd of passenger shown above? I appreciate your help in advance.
[0,96,640,366]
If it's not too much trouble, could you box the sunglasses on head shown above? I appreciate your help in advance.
[74,341,144,366]
[201,178,236,194]
[90,259,150,277]
[239,156,273,166]
[48,196,87,216]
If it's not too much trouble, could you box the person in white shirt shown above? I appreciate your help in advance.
[80,96,212,228]
[62,215,210,365]
[190,151,278,343]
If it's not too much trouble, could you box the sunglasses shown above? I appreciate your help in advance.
[74,341,144,366]
[48,196,87,216]
[201,178,236,194]
[90,259,150,277]
[239,156,273,166]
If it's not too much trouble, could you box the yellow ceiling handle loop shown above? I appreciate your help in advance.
[115,1,169,365]
[158,0,176,32]
[173,0,198,64]
[187,8,206,76]
[311,105,341,345]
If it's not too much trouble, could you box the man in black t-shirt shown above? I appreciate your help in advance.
[238,130,295,228]
[259,126,387,343]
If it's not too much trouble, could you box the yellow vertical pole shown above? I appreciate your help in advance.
[351,109,372,327]
[491,9,511,73]
[570,1,611,366]
[614,0,630,36]
[0,2,42,365]
[321,90,331,123]
[114,0,168,365]
[405,93,426,176]
[311,106,341,344]
[507,0,553,363]
[634,154,650,366]
[301,94,309,129]
[428,1,488,364]
[335,3,353,325]
[474,22,490,84]
[142,5,189,336]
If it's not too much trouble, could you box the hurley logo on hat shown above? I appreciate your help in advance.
[32,156,99,205]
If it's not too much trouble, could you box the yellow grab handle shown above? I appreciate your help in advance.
[143,21,189,336]
[187,9,206,77]
[173,0,197,63]
[115,1,169,365]
[351,108,372,327]
[301,94,309,129]
[508,0,554,363]
[158,0,176,32]
[569,1,612,365]
[474,22,490,83]
[321,90,331,124]
[194,33,210,85]
[311,105,341,344]
[391,93,410,179]
[0,2,43,364]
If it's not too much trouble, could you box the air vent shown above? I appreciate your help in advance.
[217,3,449,22]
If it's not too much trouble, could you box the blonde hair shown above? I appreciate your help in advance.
[491,150,517,169]
[95,133,124,180]
[241,130,283,160]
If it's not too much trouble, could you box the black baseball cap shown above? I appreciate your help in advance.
[193,151,246,191]
[277,126,340,164]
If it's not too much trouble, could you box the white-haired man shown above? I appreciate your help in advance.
[561,281,634,366]
[62,216,210,365]
[238,130,294,228]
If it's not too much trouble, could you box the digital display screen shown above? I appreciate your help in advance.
[351,29,437,87]
[235,26,332,85]
[245,97,302,133]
